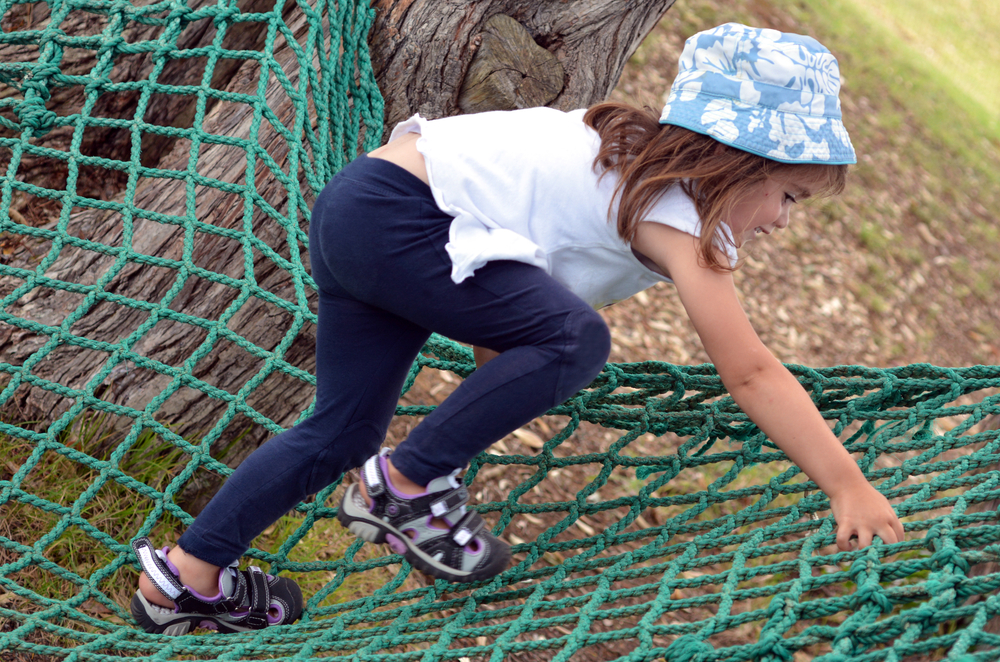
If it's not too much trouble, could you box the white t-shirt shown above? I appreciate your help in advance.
[389,107,737,309]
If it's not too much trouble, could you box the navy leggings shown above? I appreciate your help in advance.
[178,155,611,567]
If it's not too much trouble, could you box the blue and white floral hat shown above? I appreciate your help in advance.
[659,23,856,164]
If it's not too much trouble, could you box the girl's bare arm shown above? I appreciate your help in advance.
[632,221,904,549]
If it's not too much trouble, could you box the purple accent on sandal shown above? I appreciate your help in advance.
[402,528,419,541]
[426,516,447,531]
[466,538,483,555]
[387,504,399,516]
[187,580,224,603]
[385,533,408,555]
[267,603,285,625]
[380,455,431,499]
[200,620,218,630]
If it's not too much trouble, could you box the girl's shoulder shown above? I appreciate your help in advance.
[641,186,739,268]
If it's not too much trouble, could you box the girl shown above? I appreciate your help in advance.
[130,23,905,634]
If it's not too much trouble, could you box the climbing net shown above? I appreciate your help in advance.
[2,0,1000,660]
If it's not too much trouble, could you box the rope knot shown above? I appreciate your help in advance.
[16,97,57,136]
[6,59,63,136]
[902,603,938,630]
[923,571,964,598]
[930,547,970,573]
[765,594,794,618]
[212,5,241,27]
[854,581,893,614]
[665,634,714,662]
[756,631,794,662]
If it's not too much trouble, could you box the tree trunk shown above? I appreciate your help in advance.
[0,0,274,213]
[0,0,675,511]
[369,0,675,137]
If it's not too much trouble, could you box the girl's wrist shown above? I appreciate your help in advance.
[822,470,875,500]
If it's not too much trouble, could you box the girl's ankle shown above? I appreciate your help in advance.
[385,459,428,496]
[357,458,450,530]
[138,545,221,608]
[357,457,427,504]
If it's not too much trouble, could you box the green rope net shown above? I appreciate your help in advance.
[2,0,1000,660]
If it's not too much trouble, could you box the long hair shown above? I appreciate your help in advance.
[584,102,848,272]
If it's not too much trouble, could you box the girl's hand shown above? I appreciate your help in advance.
[828,482,904,550]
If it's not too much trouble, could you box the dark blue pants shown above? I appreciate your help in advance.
[178,155,611,567]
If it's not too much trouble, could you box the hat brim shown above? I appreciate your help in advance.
[660,98,857,165]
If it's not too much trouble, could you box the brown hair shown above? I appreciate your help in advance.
[583,102,848,272]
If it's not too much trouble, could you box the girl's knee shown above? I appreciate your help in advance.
[555,307,611,400]
[576,308,612,364]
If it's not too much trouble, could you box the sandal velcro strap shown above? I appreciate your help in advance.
[430,486,469,517]
[226,568,248,610]
[450,510,485,547]
[362,454,386,498]
[243,566,271,630]
[175,591,234,616]
[132,537,184,601]
[173,569,244,616]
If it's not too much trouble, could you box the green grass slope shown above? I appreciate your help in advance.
[844,0,1000,137]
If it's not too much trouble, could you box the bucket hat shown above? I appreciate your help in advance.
[659,23,856,164]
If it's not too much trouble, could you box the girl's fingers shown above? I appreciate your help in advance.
[892,516,905,543]
[836,526,855,551]
[880,519,904,545]
[857,529,873,549]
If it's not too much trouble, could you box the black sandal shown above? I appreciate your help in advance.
[336,450,510,583]
[130,537,303,635]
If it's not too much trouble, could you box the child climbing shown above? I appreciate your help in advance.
[131,22,905,634]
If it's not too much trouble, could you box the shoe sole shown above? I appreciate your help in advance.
[131,591,250,635]
[337,484,510,583]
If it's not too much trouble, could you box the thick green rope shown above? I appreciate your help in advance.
[2,1,1000,660]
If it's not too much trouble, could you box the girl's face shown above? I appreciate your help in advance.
[727,174,814,246]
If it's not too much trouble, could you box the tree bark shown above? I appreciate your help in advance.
[1,0,326,511]
[0,0,675,511]
[369,0,675,137]
[0,0,274,212]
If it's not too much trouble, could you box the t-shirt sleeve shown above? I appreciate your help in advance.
[642,184,738,268]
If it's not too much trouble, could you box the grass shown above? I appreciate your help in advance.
[768,0,1000,360]
[0,409,399,635]
[842,0,1000,135]
[1,414,188,617]
[805,0,1000,182]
